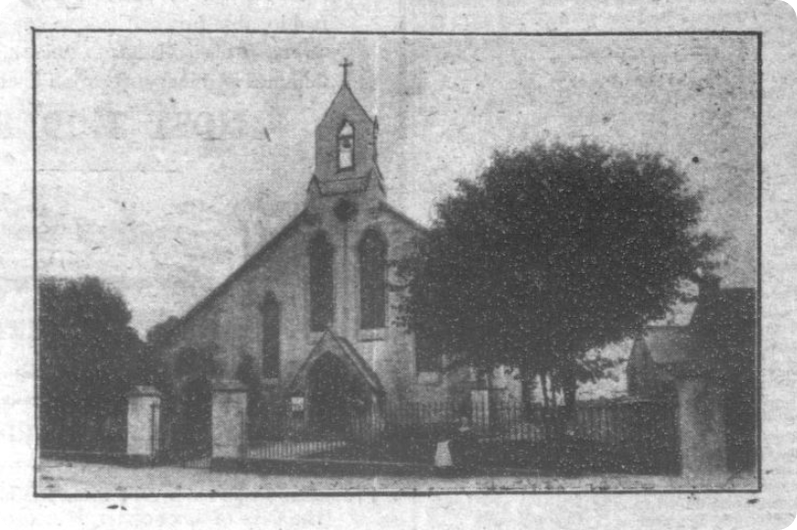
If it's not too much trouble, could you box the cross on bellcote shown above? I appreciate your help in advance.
[340,57,353,84]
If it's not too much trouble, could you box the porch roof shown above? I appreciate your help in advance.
[287,329,384,396]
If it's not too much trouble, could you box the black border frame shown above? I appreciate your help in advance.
[31,28,763,497]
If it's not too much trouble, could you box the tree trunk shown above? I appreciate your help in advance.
[559,366,578,442]
[540,373,550,410]
[562,370,577,420]
[540,372,556,441]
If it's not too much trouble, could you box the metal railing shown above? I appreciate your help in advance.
[243,398,679,474]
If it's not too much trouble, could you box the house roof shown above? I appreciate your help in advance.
[631,287,756,375]
[640,326,694,365]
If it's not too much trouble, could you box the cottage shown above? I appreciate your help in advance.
[628,282,756,476]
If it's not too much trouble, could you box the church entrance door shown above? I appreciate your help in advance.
[308,353,357,437]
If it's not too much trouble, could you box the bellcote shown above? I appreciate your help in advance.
[310,62,384,199]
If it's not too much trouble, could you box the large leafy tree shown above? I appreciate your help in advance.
[38,276,155,449]
[398,141,722,420]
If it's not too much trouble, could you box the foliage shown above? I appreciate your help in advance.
[38,276,157,449]
[397,141,723,415]
[172,343,220,380]
[146,315,181,348]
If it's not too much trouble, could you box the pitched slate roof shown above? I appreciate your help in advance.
[158,209,307,348]
[629,287,756,386]
[641,326,694,365]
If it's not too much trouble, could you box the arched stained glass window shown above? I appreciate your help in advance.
[338,122,354,170]
[358,228,387,329]
[261,292,280,379]
[309,232,334,332]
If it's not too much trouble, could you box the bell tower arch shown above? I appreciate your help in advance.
[308,59,384,203]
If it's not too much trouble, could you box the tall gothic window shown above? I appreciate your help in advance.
[309,231,334,332]
[261,292,280,379]
[359,228,387,329]
[338,122,354,170]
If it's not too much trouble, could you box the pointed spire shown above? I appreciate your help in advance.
[310,60,384,200]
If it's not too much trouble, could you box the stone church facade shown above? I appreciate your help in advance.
[159,68,476,446]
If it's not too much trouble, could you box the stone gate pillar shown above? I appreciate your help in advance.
[211,380,248,461]
[126,385,162,463]
[677,377,727,479]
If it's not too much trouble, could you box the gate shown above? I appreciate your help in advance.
[173,377,212,468]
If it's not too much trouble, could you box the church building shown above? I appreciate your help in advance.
[159,62,477,448]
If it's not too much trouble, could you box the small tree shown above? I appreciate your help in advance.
[38,276,155,450]
[397,141,722,425]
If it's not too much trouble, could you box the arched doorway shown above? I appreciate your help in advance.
[175,376,212,458]
[308,353,366,437]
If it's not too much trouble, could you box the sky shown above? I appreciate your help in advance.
[36,32,758,336]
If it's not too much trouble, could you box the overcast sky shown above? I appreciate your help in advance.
[36,32,758,335]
